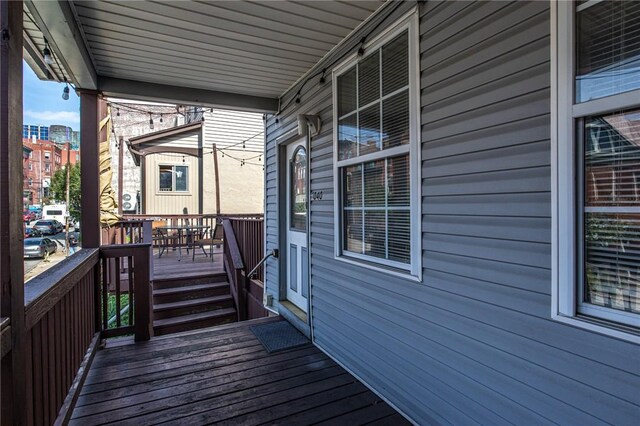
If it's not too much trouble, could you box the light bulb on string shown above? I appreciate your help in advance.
[43,38,54,65]
[149,113,154,130]
[116,108,120,117]
[61,78,70,100]
[160,114,163,123]
[182,156,185,163]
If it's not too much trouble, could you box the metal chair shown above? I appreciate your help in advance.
[192,221,223,262]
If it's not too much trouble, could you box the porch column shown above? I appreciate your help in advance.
[0,0,27,423]
[79,91,100,248]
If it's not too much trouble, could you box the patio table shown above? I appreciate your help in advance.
[156,224,210,261]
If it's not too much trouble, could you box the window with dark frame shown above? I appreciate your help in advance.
[158,164,188,192]
[335,25,414,271]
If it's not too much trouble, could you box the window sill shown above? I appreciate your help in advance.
[155,191,192,196]
[334,253,421,283]
[552,313,640,344]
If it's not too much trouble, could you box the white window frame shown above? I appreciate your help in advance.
[158,164,189,193]
[332,8,421,280]
[551,0,640,343]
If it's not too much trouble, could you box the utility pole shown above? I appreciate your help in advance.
[64,142,71,256]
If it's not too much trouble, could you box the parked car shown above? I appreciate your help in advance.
[23,211,35,223]
[23,238,57,259]
[32,220,63,235]
[24,227,43,239]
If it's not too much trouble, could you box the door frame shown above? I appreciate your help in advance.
[277,131,312,335]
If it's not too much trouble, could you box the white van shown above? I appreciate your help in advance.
[42,204,68,225]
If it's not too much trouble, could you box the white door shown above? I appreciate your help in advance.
[286,140,308,312]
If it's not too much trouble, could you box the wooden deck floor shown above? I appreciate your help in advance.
[152,246,223,281]
[70,317,408,425]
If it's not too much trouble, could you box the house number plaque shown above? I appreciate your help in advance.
[311,191,323,201]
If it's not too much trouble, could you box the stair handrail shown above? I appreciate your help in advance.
[222,218,247,321]
[247,249,278,280]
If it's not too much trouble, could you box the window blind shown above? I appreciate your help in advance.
[336,30,412,267]
[584,108,640,314]
[576,1,640,102]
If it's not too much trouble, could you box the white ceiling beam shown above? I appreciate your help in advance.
[25,0,97,89]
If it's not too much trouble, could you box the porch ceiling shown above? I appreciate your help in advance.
[26,0,385,111]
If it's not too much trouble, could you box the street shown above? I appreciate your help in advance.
[24,225,77,276]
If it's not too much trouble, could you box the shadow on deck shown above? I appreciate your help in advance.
[70,317,408,425]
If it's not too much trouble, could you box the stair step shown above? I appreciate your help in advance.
[154,272,227,289]
[153,295,234,320]
[153,282,230,304]
[153,308,237,336]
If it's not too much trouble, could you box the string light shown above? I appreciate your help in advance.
[160,113,163,123]
[116,108,120,117]
[275,0,402,116]
[357,37,366,57]
[61,78,70,100]
[43,37,53,65]
[149,113,154,130]
[319,68,326,84]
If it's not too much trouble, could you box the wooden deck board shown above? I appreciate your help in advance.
[152,247,223,281]
[71,318,409,425]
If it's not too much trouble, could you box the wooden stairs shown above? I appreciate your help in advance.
[152,271,237,336]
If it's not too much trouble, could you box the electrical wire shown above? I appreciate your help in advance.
[276,0,404,116]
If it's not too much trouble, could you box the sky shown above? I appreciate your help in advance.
[23,60,80,130]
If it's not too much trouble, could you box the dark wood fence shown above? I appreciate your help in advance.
[22,249,100,426]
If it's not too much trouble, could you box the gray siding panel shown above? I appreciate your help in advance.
[264,1,640,424]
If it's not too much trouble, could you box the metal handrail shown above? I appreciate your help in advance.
[247,249,278,279]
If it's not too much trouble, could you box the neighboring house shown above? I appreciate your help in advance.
[109,102,181,213]
[261,1,640,424]
[127,108,264,215]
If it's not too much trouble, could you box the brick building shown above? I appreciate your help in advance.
[23,138,79,206]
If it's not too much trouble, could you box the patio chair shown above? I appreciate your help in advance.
[152,220,179,257]
[192,221,223,262]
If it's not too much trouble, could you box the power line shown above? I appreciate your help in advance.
[276,0,404,116]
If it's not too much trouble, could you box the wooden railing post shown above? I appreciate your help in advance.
[133,245,153,341]
[142,220,154,280]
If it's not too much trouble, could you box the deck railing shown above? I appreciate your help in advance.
[222,218,247,321]
[222,218,268,322]
[21,249,101,425]
[105,214,263,248]
[1,240,154,425]
[98,243,153,341]
[229,217,265,281]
